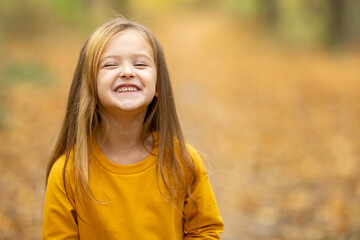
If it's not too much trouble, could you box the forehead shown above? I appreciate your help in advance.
[101,29,154,58]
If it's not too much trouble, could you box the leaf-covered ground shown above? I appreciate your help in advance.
[0,9,359,240]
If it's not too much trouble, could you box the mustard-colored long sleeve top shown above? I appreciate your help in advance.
[42,142,224,239]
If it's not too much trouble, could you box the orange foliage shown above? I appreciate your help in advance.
[0,9,360,240]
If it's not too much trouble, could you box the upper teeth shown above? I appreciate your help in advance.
[116,86,138,93]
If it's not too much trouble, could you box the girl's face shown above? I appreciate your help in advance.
[96,30,157,117]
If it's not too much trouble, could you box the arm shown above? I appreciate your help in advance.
[183,147,224,239]
[42,157,79,240]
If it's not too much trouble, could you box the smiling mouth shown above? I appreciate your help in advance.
[115,86,139,93]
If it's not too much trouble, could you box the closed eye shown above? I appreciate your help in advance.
[134,63,147,67]
[103,63,117,68]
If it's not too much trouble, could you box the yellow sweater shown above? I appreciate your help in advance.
[42,142,224,239]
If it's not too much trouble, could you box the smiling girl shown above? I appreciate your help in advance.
[42,18,223,239]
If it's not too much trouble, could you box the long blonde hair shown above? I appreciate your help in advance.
[46,18,198,212]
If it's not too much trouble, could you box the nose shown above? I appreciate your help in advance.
[119,64,135,79]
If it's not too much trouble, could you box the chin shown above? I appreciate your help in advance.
[118,104,148,114]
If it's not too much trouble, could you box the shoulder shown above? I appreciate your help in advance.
[185,144,207,174]
[186,144,201,162]
[172,139,207,175]
[47,154,74,186]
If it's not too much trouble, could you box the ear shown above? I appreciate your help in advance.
[155,91,159,97]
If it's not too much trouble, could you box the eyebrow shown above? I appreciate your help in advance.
[100,53,153,62]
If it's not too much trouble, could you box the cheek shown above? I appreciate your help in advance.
[96,75,108,103]
[152,72,158,96]
[96,72,103,90]
[146,71,157,87]
[97,72,112,91]
[96,79,102,99]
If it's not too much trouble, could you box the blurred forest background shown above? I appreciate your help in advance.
[0,0,360,239]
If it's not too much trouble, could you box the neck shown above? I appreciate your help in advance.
[96,110,153,164]
[98,110,145,149]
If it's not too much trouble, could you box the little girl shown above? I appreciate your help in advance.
[42,18,223,239]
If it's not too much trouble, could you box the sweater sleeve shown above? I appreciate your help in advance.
[183,146,224,239]
[42,156,79,240]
